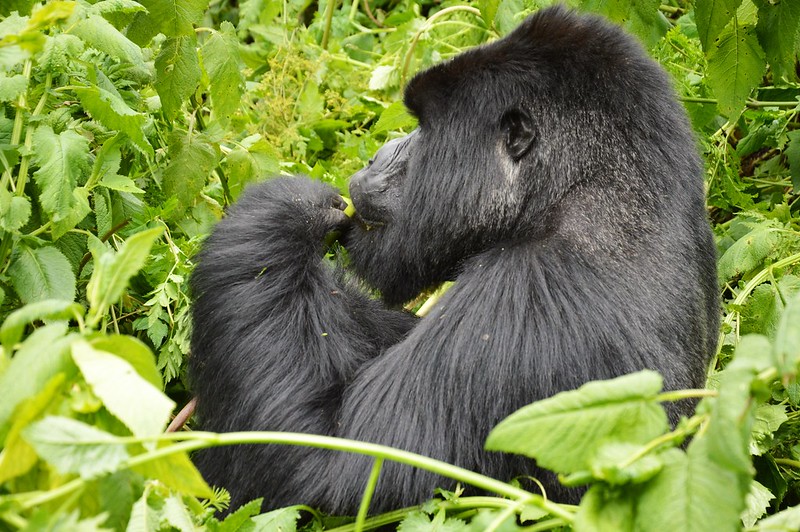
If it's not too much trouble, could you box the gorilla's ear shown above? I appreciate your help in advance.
[500,109,535,161]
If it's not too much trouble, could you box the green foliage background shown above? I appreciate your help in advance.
[1,0,800,530]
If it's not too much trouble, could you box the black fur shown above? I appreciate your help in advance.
[189,7,718,515]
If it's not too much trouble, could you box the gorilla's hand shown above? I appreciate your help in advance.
[229,176,351,255]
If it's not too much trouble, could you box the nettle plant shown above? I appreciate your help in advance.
[0,0,799,530]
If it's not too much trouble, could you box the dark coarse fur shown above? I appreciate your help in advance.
[189,6,718,515]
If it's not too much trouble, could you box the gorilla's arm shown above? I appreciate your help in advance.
[188,177,415,508]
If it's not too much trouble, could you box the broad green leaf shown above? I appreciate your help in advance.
[201,21,244,124]
[251,507,302,530]
[155,34,201,120]
[754,0,800,81]
[574,485,636,532]
[373,101,418,135]
[695,0,744,52]
[99,173,145,193]
[40,33,84,72]
[206,499,263,532]
[752,504,800,530]
[88,334,162,389]
[72,340,175,438]
[751,404,788,455]
[706,20,766,116]
[86,226,163,326]
[0,299,82,350]
[590,442,663,485]
[634,444,745,532]
[0,73,27,102]
[23,416,130,478]
[137,0,208,37]
[479,0,500,28]
[0,323,75,441]
[8,245,76,305]
[74,84,153,157]
[51,186,91,240]
[741,276,800,338]
[161,131,217,218]
[127,491,162,531]
[485,371,667,474]
[742,480,776,527]
[0,375,64,483]
[775,291,800,376]
[31,126,90,221]
[89,0,147,16]
[0,188,31,232]
[717,225,779,284]
[132,445,213,498]
[162,495,195,531]
[71,14,145,69]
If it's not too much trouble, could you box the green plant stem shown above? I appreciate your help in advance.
[355,458,383,532]
[618,414,706,469]
[655,389,717,402]
[681,96,799,109]
[774,458,800,469]
[322,0,338,50]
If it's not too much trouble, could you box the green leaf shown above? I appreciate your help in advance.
[0,323,75,441]
[717,225,779,284]
[373,101,419,135]
[479,0,500,28]
[201,21,244,124]
[740,276,800,338]
[74,84,153,157]
[0,187,31,232]
[635,444,746,532]
[706,20,767,117]
[99,173,145,194]
[206,499,263,532]
[162,495,195,531]
[0,375,64,483]
[251,507,301,530]
[88,334,163,389]
[161,131,217,218]
[136,0,209,37]
[51,186,91,240]
[485,371,668,474]
[590,442,663,485]
[86,226,163,326]
[754,0,800,81]
[0,299,82,351]
[786,130,800,192]
[23,416,130,478]
[89,0,147,16]
[752,504,800,530]
[695,0,744,52]
[70,14,146,70]
[155,34,201,120]
[742,480,775,528]
[0,73,27,102]
[72,339,175,438]
[574,485,635,532]
[579,0,669,47]
[8,245,76,305]
[131,446,214,498]
[774,291,800,376]
[31,125,90,221]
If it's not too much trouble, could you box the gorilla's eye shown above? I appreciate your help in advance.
[368,157,375,166]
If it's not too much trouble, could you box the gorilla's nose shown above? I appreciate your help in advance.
[349,169,391,225]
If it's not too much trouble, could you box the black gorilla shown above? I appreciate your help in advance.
[189,6,718,515]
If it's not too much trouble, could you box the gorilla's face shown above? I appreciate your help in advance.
[348,130,418,227]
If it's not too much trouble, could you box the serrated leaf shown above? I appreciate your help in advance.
[100,173,145,193]
[580,0,669,47]
[72,340,175,438]
[251,507,301,530]
[8,245,76,305]
[786,130,800,192]
[0,187,31,232]
[23,416,130,478]
[741,276,800,338]
[51,186,91,240]
[752,504,800,530]
[373,101,418,135]
[137,0,208,37]
[74,84,153,157]
[695,0,744,52]
[485,371,667,474]
[162,495,195,531]
[706,20,766,117]
[71,14,145,70]
[201,21,244,124]
[717,225,779,284]
[635,444,745,532]
[89,0,147,16]
[31,125,90,221]
[161,131,217,218]
[89,335,162,389]
[127,491,161,532]
[86,226,163,325]
[0,73,27,102]
[755,0,800,81]
[155,34,201,120]
[742,481,775,528]
[574,485,636,532]
[206,499,263,532]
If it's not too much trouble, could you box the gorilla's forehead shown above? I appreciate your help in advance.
[404,6,651,124]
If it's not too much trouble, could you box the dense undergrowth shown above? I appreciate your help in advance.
[1,0,800,530]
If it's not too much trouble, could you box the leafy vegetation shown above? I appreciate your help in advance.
[1,0,800,530]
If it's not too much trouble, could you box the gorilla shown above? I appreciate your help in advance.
[189,6,718,515]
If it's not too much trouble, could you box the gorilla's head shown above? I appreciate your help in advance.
[346,6,696,306]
